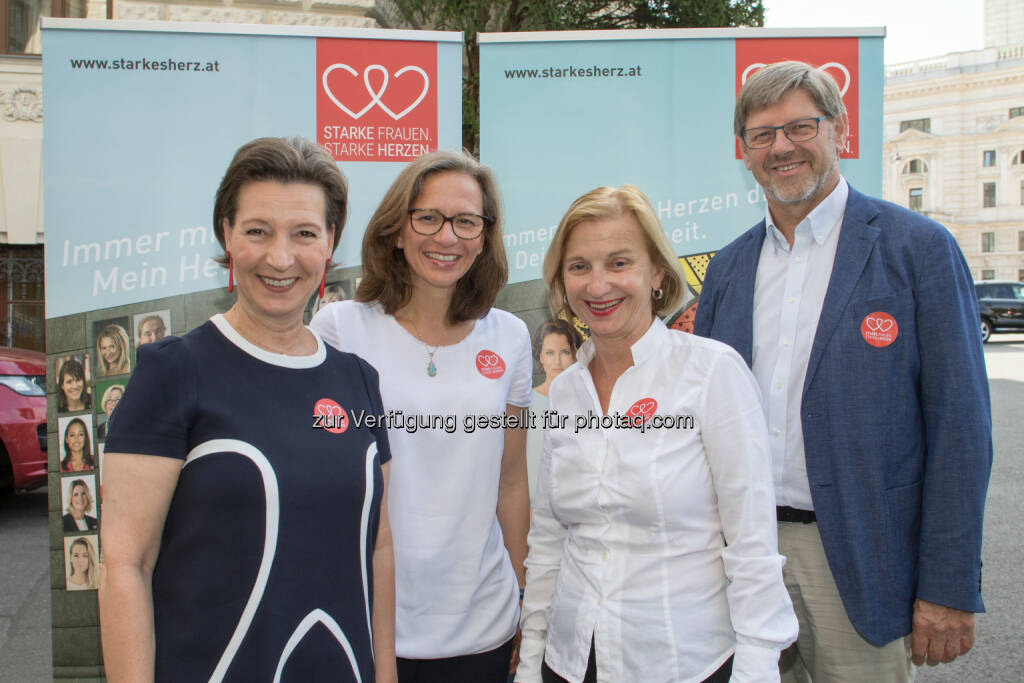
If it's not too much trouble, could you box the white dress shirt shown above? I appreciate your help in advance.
[517,319,797,683]
[752,179,848,511]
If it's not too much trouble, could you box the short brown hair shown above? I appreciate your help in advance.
[136,314,165,339]
[356,150,507,324]
[532,318,582,360]
[542,185,686,320]
[212,137,348,265]
[734,61,847,138]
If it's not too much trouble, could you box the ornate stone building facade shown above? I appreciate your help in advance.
[883,0,1024,282]
[0,0,401,349]
[0,55,44,347]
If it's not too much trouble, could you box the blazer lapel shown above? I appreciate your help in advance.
[803,188,881,392]
[731,224,765,366]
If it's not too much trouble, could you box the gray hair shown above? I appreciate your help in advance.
[734,61,847,138]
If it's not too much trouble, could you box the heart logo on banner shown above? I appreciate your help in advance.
[741,61,851,95]
[321,63,430,121]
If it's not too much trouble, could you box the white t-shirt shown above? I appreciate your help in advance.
[310,300,532,659]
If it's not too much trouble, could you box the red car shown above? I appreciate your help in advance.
[0,347,47,491]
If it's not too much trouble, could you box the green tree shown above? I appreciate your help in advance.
[388,0,765,151]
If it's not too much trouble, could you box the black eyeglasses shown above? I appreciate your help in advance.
[740,117,825,149]
[408,209,491,240]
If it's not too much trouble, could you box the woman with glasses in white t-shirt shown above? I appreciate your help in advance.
[311,150,531,682]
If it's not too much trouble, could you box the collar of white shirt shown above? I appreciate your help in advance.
[575,316,668,368]
[763,177,850,254]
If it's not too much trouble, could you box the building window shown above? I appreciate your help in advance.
[899,118,931,133]
[1019,230,1024,252]
[0,246,44,351]
[2,0,100,54]
[1021,179,1024,205]
[982,269,995,280]
[983,182,997,208]
[908,188,923,211]
[982,232,995,253]
[901,117,933,133]
[1011,106,1024,119]
[983,150,997,167]
[1015,151,1024,165]
[902,159,928,174]
[1019,269,1024,283]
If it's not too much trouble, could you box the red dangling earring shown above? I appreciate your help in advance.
[319,260,328,299]
[227,251,234,293]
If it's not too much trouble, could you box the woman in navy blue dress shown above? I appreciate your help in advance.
[99,137,397,682]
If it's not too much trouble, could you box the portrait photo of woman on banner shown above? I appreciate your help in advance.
[65,535,100,592]
[58,415,96,473]
[62,475,99,532]
[94,380,125,440]
[93,319,132,377]
[55,355,92,414]
[525,319,580,503]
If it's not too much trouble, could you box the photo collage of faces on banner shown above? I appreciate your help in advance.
[55,310,170,591]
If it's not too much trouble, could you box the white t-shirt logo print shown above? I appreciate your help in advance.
[475,350,506,379]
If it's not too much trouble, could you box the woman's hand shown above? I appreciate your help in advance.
[509,626,523,674]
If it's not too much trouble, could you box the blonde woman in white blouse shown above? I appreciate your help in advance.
[516,185,797,683]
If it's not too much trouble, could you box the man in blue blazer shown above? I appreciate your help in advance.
[694,61,991,681]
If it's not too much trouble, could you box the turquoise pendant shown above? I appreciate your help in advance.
[427,360,437,377]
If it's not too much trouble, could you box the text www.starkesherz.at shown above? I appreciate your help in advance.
[68,57,220,73]
[503,63,642,79]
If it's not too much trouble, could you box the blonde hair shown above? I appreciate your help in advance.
[100,384,125,417]
[542,185,686,320]
[64,479,94,515]
[67,537,99,590]
[95,324,130,376]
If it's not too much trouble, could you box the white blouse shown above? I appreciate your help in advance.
[517,319,797,683]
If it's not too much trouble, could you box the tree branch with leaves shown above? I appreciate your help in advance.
[387,0,765,152]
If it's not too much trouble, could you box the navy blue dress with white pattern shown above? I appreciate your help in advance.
[105,315,391,682]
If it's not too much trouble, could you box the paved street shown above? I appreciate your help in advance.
[0,335,1022,682]
[0,487,51,683]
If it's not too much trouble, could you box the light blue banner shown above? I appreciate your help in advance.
[480,30,884,285]
[43,21,462,318]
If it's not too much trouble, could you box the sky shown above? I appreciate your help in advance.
[764,0,985,65]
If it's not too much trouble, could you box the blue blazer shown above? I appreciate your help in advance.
[693,186,992,646]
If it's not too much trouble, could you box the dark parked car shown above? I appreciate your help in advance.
[0,347,47,491]
[975,281,1024,343]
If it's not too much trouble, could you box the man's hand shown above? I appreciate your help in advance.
[911,599,975,666]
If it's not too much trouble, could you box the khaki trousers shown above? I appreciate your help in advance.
[777,521,915,683]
